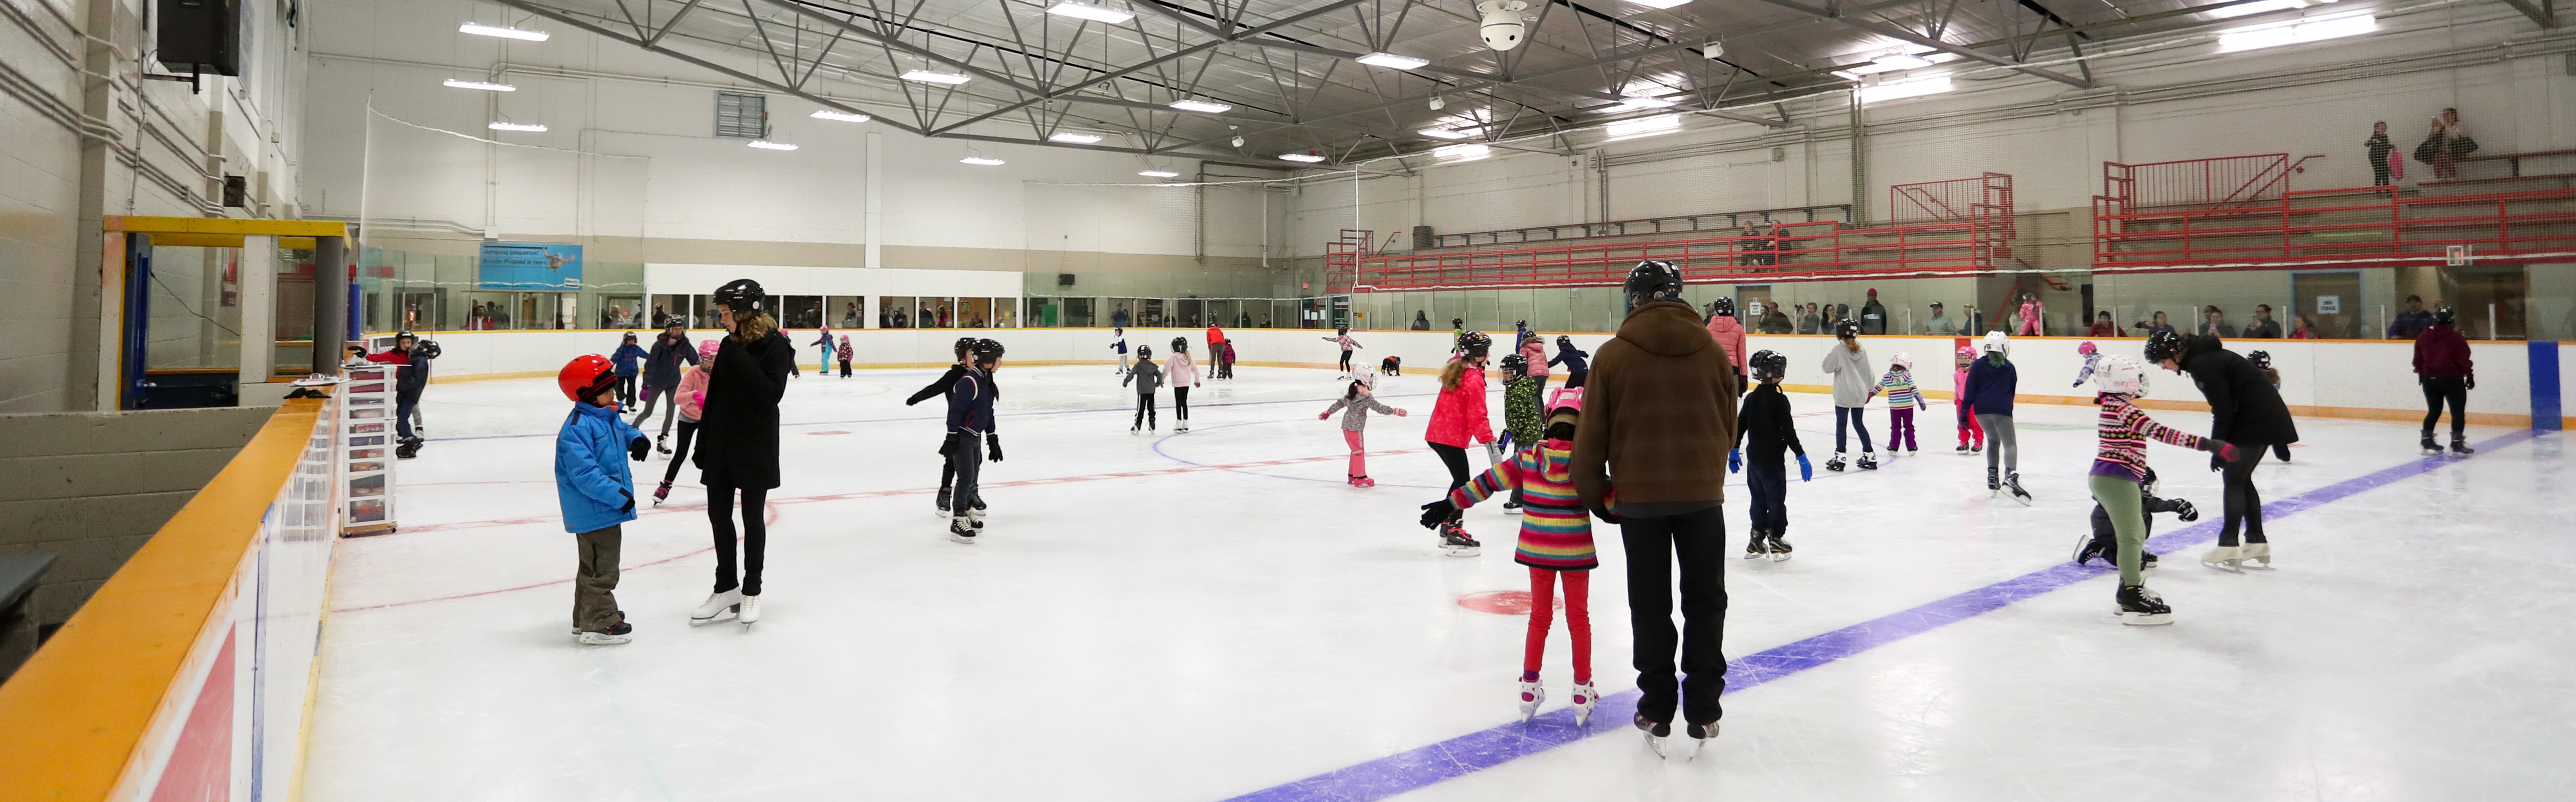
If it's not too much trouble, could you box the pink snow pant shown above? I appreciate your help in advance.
[1890,407,1919,451]
[1957,404,1984,447]
[1345,430,1368,478]
[2017,316,2041,336]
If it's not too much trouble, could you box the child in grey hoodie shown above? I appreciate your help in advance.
[1124,345,1164,433]
[1818,318,1878,471]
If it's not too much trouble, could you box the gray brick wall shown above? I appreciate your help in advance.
[0,406,272,624]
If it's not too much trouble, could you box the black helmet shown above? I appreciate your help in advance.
[412,339,442,360]
[1500,353,1529,376]
[970,338,1006,364]
[1555,334,1573,349]
[2143,329,2185,363]
[1337,325,1349,335]
[1623,260,1684,307]
[1136,344,1153,361]
[1832,318,1860,339]
[955,336,977,356]
[1170,337,1189,353]
[1516,320,1528,330]
[2248,350,2272,368]
[1749,349,1787,383]
[1456,331,1492,359]
[396,330,418,342]
[712,278,767,312]
[2434,305,2456,324]
[622,331,637,342]
[1712,297,1736,318]
[1451,317,1463,327]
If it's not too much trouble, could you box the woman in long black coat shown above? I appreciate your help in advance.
[688,280,797,627]
[2154,332,2299,571]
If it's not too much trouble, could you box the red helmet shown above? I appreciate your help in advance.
[558,354,618,402]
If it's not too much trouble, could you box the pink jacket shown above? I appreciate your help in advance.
[1165,352,1201,386]
[1424,364,1495,448]
[676,366,711,422]
[1953,366,1970,408]
[1705,315,1747,368]
[1518,338,1547,377]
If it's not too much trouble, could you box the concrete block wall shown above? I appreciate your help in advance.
[0,407,272,626]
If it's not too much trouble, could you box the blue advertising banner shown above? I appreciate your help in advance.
[477,242,584,290]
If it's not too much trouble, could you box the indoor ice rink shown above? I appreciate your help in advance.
[1,0,2573,799]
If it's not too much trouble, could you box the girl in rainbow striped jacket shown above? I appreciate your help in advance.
[2089,355,2238,626]
[1871,352,1929,453]
[1418,388,1611,726]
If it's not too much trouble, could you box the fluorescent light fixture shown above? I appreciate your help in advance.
[443,79,516,92]
[1416,127,1470,140]
[1138,170,1181,178]
[1168,99,1233,113]
[486,121,548,132]
[459,22,549,41]
[1433,143,1491,162]
[1627,0,1691,8]
[960,156,1007,166]
[2216,12,2374,52]
[901,70,972,85]
[810,110,872,123]
[1045,2,1137,23]
[1615,95,1679,110]
[1856,74,1952,103]
[1875,52,1934,69]
[1356,52,1430,70]
[748,140,799,151]
[1279,153,1327,163]
[1048,132,1106,144]
[1604,113,1681,141]
[2207,0,2329,18]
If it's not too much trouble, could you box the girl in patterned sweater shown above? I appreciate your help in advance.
[2089,355,2238,625]
[1419,388,1608,726]
[1317,373,1408,487]
[1871,352,1928,453]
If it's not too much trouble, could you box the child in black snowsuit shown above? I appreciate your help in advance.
[1730,350,1812,560]
[1548,336,1590,389]
[907,338,983,518]
[1124,345,1164,432]
[2073,467,2198,569]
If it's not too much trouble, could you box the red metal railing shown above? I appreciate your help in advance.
[2102,154,2299,212]
[2093,184,2576,271]
[1427,203,1851,249]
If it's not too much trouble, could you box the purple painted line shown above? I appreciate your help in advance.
[1221,429,2541,802]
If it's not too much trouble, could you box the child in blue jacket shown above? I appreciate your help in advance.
[555,355,652,645]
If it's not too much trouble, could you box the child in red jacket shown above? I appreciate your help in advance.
[1424,333,1497,555]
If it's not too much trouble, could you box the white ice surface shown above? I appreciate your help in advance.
[304,364,2576,802]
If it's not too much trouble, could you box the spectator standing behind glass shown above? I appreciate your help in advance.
[1798,304,1821,335]
[2089,311,2119,337]
[1858,289,1889,336]
[1964,304,1984,335]
[2200,306,2237,338]
[1760,304,1794,334]
[1923,302,1958,336]
[2243,305,2283,338]
[2289,315,2318,339]
[2388,295,2437,339]
[1412,310,1431,330]
[2133,311,2172,337]
[2365,122,2395,186]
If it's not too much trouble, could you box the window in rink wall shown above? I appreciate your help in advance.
[878,296,916,328]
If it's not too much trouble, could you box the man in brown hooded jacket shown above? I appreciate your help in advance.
[1572,260,1741,754]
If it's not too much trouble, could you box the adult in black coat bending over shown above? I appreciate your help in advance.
[688,279,798,628]
[2147,331,2298,572]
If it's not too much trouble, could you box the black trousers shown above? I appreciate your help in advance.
[1620,505,1730,727]
[706,482,768,596]
[1173,386,1191,422]
[1133,393,1158,428]
[659,420,699,484]
[1562,368,1586,389]
[2421,376,2467,437]
[1338,350,1354,371]
[616,374,637,408]
[2217,443,2269,547]
[1429,442,1470,522]
[395,394,420,440]
[950,432,985,517]
[1745,458,1787,534]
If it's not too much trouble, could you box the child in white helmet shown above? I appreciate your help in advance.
[2087,355,2238,624]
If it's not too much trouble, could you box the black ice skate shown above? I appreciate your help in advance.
[2420,433,2442,455]
[655,433,672,455]
[2115,584,2172,625]
[2004,472,2032,505]
[1636,712,1672,757]
[1856,451,1879,470]
[1954,442,1970,454]
[1743,531,1768,560]
[935,488,953,518]
[1766,531,1792,562]
[1439,522,1481,556]
[1987,467,2000,495]
[1825,453,1848,472]
[949,517,977,544]
[395,438,421,460]
[1684,720,1719,760]
[2451,436,2474,456]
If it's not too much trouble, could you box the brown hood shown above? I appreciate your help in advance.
[1617,301,1716,358]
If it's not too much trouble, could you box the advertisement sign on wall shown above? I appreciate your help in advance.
[477,242,584,290]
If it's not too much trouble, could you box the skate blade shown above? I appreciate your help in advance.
[950,533,977,544]
[689,605,741,627]
[2200,560,2244,574]
[2011,494,2033,507]
[1770,552,1792,562]
[1641,732,1668,758]
[2117,610,2174,625]
[1440,545,1481,557]
[1742,550,1765,560]
[2240,559,2275,571]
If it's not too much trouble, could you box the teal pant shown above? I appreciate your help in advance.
[2088,474,2148,585]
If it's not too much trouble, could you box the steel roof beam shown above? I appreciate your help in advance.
[488,0,935,135]
[1748,0,2093,87]
[2497,0,2557,27]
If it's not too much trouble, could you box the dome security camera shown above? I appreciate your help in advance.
[1429,95,1445,111]
[1231,135,1246,147]
[1477,0,1529,51]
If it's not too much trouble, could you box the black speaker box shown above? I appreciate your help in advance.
[157,0,241,76]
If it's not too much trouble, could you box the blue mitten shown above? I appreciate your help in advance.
[1796,453,1814,482]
